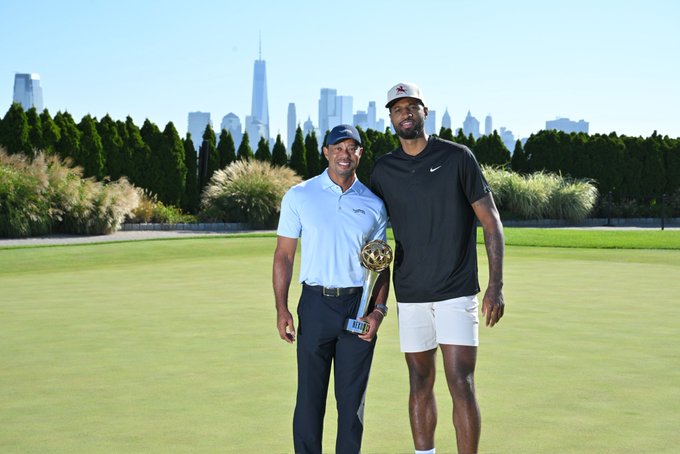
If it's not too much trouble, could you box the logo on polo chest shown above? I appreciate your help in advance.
[352,208,366,215]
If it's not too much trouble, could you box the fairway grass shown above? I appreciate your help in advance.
[1,236,679,453]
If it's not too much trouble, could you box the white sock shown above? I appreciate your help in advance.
[415,450,435,454]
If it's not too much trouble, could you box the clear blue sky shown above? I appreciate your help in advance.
[2,0,679,142]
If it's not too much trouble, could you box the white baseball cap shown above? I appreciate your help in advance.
[385,82,425,108]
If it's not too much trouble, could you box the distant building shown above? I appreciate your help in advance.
[367,101,377,130]
[425,109,436,135]
[485,114,493,136]
[246,42,270,149]
[221,113,242,147]
[441,108,451,130]
[463,110,480,139]
[318,88,353,135]
[303,116,315,141]
[287,103,296,151]
[13,73,43,111]
[188,111,212,150]
[545,117,589,134]
[499,127,516,153]
[354,111,368,131]
[318,88,337,136]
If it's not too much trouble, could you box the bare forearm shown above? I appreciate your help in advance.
[483,221,504,289]
[372,268,391,307]
[272,255,293,312]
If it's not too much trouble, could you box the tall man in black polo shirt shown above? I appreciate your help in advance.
[371,82,505,454]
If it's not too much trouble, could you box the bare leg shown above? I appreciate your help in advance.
[440,344,480,454]
[405,349,438,451]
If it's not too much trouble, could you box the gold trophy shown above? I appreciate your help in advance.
[345,239,393,335]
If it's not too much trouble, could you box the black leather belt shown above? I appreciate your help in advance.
[303,283,362,297]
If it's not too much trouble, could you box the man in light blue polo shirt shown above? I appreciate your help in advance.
[273,124,390,454]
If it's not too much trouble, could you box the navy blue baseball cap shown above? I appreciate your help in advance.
[326,124,362,146]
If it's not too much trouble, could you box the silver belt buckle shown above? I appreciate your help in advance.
[324,287,340,297]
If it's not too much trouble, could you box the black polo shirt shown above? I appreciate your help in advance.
[370,136,491,303]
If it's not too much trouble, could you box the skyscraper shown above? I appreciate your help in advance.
[188,112,212,150]
[318,88,337,136]
[367,101,377,130]
[287,103,296,151]
[221,113,243,147]
[353,111,368,131]
[499,127,516,152]
[246,40,269,149]
[485,114,493,136]
[442,108,451,130]
[303,117,315,141]
[463,111,480,139]
[13,73,43,111]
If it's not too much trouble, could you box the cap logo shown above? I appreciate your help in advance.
[395,85,407,95]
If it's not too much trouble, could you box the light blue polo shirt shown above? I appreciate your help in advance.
[277,169,387,288]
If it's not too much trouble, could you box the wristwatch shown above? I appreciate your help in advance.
[374,304,388,317]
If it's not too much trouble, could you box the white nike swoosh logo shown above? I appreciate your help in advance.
[430,166,442,172]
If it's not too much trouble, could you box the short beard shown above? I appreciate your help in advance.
[395,118,425,140]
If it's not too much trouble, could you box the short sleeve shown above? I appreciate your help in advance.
[461,147,491,205]
[276,189,301,239]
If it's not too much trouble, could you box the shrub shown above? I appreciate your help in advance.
[0,149,141,237]
[128,190,196,224]
[483,166,598,222]
[0,158,52,237]
[199,160,301,228]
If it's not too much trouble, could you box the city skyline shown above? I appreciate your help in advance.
[1,0,679,142]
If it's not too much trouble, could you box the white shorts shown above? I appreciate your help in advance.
[397,295,479,352]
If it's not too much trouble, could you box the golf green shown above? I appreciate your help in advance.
[1,236,678,453]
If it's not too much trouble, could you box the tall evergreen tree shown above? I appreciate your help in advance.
[320,130,330,169]
[640,133,665,199]
[39,109,60,155]
[159,122,188,206]
[255,136,272,161]
[119,117,145,186]
[53,111,82,164]
[271,134,288,167]
[304,131,321,178]
[78,114,105,179]
[217,129,236,168]
[289,126,307,178]
[355,127,373,183]
[0,103,30,155]
[97,114,124,179]
[141,119,164,195]
[201,124,219,189]
[438,126,454,141]
[183,133,199,214]
[510,140,528,173]
[26,107,44,155]
[663,138,680,197]
[473,130,510,167]
[237,132,254,161]
[384,127,400,150]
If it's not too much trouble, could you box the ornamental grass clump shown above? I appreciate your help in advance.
[0,152,51,237]
[0,149,140,237]
[200,159,302,228]
[482,166,597,222]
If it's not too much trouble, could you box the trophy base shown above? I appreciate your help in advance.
[345,318,369,335]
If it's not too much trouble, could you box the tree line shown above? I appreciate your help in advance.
[2,102,679,216]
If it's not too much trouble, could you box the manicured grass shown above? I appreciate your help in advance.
[1,236,679,453]
[501,227,680,250]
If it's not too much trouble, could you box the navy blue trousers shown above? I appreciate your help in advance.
[293,285,377,454]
